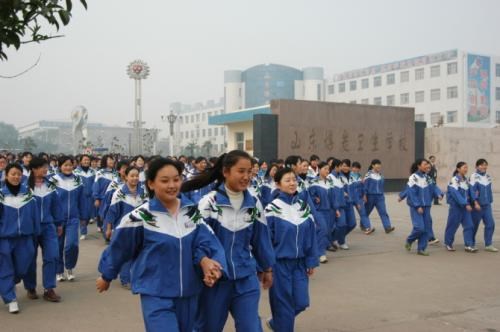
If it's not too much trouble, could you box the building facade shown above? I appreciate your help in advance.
[326,49,500,128]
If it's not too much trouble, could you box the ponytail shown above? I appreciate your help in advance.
[453,161,467,177]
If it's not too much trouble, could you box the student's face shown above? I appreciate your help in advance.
[22,154,32,166]
[91,160,98,168]
[148,165,181,203]
[106,157,115,169]
[418,161,430,173]
[223,158,252,192]
[81,157,91,167]
[6,168,22,186]
[372,164,382,172]
[311,160,318,168]
[136,158,145,168]
[319,165,330,178]
[277,172,298,195]
[252,163,259,176]
[477,163,488,173]
[341,163,350,173]
[458,164,468,176]
[126,170,140,187]
[61,160,74,175]
[260,162,268,171]
[352,167,360,173]
[269,166,278,178]
[196,160,207,172]
[33,165,48,178]
[119,165,128,178]
[300,161,309,175]
[0,158,6,170]
[429,156,436,163]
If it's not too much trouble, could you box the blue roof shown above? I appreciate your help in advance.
[208,105,271,125]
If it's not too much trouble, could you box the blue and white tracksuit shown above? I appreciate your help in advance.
[260,178,278,208]
[363,171,392,230]
[185,183,215,205]
[328,171,349,245]
[444,175,475,248]
[23,179,61,291]
[99,196,226,332]
[340,172,358,241]
[308,177,333,255]
[196,185,275,332]
[349,172,371,230]
[50,173,84,273]
[104,184,147,285]
[101,178,125,235]
[469,171,495,247]
[92,169,117,222]
[0,184,39,304]
[248,176,263,201]
[74,167,96,235]
[265,192,319,332]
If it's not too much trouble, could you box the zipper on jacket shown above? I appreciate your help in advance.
[174,212,183,297]
[295,224,299,258]
[230,210,237,279]
[41,197,44,223]
[17,209,21,235]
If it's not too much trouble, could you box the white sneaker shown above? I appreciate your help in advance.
[429,239,440,245]
[80,235,86,240]
[8,301,19,314]
[66,270,75,281]
[340,244,349,250]
[57,274,66,282]
[485,245,499,252]
[89,218,95,224]
[319,255,328,263]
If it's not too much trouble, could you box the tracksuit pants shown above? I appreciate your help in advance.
[315,210,332,255]
[365,194,392,230]
[355,201,372,230]
[269,258,310,332]
[471,204,495,247]
[195,274,262,332]
[23,223,59,290]
[0,236,35,303]
[140,294,198,332]
[406,207,431,252]
[444,205,474,247]
[57,218,79,273]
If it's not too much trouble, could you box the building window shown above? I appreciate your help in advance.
[447,86,458,99]
[430,65,440,78]
[386,73,395,85]
[208,128,212,136]
[202,129,206,137]
[202,113,206,121]
[339,82,346,93]
[496,110,500,123]
[190,130,194,139]
[214,128,219,136]
[431,112,442,126]
[328,84,334,95]
[349,100,357,104]
[374,76,382,87]
[196,128,200,138]
[180,132,183,139]
[400,93,409,105]
[179,116,183,124]
[415,90,425,103]
[430,88,441,101]
[235,132,244,150]
[196,114,200,122]
[349,80,357,91]
[415,68,424,80]
[185,117,189,124]
[497,87,500,101]
[386,95,395,106]
[496,64,500,77]
[221,127,225,135]
[400,71,409,83]
[190,115,194,123]
[447,111,458,123]
[447,62,458,75]
[361,78,369,89]
[185,131,189,139]
[208,111,212,117]
[239,88,242,97]
[415,114,425,121]
[317,84,322,100]
[361,98,369,104]
[374,97,382,105]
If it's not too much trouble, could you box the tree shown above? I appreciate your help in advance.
[0,121,19,149]
[20,136,36,151]
[202,140,213,157]
[185,142,197,157]
[0,0,88,61]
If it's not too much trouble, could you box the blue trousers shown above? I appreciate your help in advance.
[471,204,495,247]
[428,214,436,241]
[339,204,356,245]
[315,210,332,255]
[354,201,372,230]
[140,294,198,332]
[332,208,346,244]
[407,207,431,251]
[365,194,392,229]
[0,236,35,303]
[23,223,59,290]
[444,205,474,247]
[269,259,310,332]
[196,274,262,332]
[57,218,79,273]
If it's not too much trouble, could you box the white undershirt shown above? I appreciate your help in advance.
[225,184,243,210]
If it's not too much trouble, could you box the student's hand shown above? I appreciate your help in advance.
[200,257,222,287]
[260,271,273,289]
[336,210,341,218]
[465,205,473,212]
[307,268,315,277]
[474,202,481,211]
[57,226,63,237]
[96,277,110,293]
[417,207,424,214]
[356,204,361,210]
[105,228,112,240]
[397,197,402,203]
[94,200,100,208]
[363,195,367,203]
[315,197,320,204]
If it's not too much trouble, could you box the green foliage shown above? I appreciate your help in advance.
[0,0,88,60]
[0,121,19,149]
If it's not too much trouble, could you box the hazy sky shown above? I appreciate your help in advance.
[1,0,499,132]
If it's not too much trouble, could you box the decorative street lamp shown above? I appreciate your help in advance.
[127,60,150,155]
[161,109,178,156]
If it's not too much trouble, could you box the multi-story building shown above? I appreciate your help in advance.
[170,98,227,156]
[326,49,500,128]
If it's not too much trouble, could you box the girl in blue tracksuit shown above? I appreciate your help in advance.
[350,162,374,234]
[249,158,264,199]
[260,163,279,208]
[339,159,358,248]
[363,159,395,233]
[92,155,117,232]
[186,150,276,332]
[74,155,96,240]
[101,160,129,242]
[470,159,498,252]
[104,166,148,287]
[265,167,319,332]
[97,158,226,332]
[308,162,333,263]
[0,155,7,185]
[328,159,348,250]
[22,157,62,302]
[51,155,85,281]
[444,162,477,253]
[0,163,39,314]
[184,157,213,204]
[133,155,147,185]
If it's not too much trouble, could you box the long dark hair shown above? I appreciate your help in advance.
[28,157,48,189]
[100,154,114,169]
[181,150,252,193]
[146,158,184,199]
[453,161,467,177]
[410,158,429,175]
[368,159,381,171]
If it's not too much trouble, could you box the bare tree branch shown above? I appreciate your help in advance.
[0,53,41,79]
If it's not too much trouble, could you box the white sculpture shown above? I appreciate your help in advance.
[71,105,89,152]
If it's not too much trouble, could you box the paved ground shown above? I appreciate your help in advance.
[2,193,500,332]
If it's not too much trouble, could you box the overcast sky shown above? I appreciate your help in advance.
[1,0,499,132]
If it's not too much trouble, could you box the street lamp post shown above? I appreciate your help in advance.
[127,60,150,155]
[161,110,177,156]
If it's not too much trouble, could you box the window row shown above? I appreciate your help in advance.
[417,110,500,125]
[179,110,223,124]
[180,127,226,140]
[353,86,458,106]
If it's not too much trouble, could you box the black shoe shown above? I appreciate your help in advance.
[27,289,39,300]
[385,226,395,234]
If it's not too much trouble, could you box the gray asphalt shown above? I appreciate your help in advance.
[2,193,500,332]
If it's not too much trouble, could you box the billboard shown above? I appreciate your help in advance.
[467,54,491,123]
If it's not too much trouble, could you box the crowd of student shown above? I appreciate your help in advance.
[0,150,495,332]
